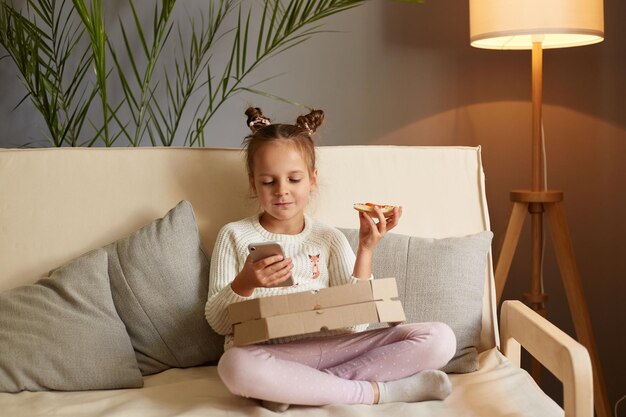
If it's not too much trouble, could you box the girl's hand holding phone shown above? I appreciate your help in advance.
[230,243,293,297]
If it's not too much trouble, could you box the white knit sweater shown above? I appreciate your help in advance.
[205,214,369,350]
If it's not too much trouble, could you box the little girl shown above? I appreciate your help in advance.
[205,107,456,411]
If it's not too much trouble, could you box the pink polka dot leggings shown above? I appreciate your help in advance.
[217,322,456,406]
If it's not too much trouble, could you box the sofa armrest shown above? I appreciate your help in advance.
[500,300,593,417]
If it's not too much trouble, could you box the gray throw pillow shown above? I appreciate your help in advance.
[104,200,224,375]
[340,229,493,373]
[0,249,143,392]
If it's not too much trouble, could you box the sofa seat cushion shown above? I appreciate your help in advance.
[0,348,562,417]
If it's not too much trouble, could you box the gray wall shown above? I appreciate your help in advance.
[1,0,625,411]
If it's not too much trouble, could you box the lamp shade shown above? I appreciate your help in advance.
[470,0,604,50]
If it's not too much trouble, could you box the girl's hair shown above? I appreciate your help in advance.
[243,106,324,179]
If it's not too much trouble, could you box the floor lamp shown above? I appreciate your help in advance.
[468,1,611,417]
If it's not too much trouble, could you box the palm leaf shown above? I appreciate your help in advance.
[0,0,96,146]
[73,0,111,145]
[107,0,177,146]
[187,0,367,145]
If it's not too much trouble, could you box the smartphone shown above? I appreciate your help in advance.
[247,242,293,287]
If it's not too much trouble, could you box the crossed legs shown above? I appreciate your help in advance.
[217,322,456,406]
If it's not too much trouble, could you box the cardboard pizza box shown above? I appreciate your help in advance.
[228,277,406,346]
[233,300,405,346]
[228,277,399,325]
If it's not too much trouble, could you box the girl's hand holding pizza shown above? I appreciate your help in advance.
[354,203,403,251]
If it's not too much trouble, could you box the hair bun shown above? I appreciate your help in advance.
[296,109,324,135]
[245,107,271,132]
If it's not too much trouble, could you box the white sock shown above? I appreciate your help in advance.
[378,370,452,404]
[260,399,290,413]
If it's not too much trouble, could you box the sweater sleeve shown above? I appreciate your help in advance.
[204,226,252,335]
[328,228,373,287]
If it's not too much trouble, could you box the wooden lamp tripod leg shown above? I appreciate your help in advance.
[496,192,611,417]
[544,201,611,417]
[495,201,529,302]
[496,199,546,383]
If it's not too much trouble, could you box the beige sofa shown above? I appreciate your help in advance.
[0,146,592,416]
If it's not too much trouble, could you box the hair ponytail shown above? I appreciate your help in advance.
[296,109,324,136]
[245,107,271,133]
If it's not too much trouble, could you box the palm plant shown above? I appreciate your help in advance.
[0,0,97,146]
[182,0,369,147]
[0,0,422,147]
[107,0,369,147]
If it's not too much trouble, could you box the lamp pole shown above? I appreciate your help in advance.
[500,41,612,417]
[528,42,547,380]
[531,42,543,193]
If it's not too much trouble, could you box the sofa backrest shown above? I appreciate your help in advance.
[0,146,496,351]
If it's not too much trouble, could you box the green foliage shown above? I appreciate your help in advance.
[0,0,420,147]
[0,0,97,146]
[72,0,114,146]
[107,0,177,146]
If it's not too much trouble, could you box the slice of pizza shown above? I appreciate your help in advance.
[353,202,395,217]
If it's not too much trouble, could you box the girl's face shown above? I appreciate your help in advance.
[251,140,316,233]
